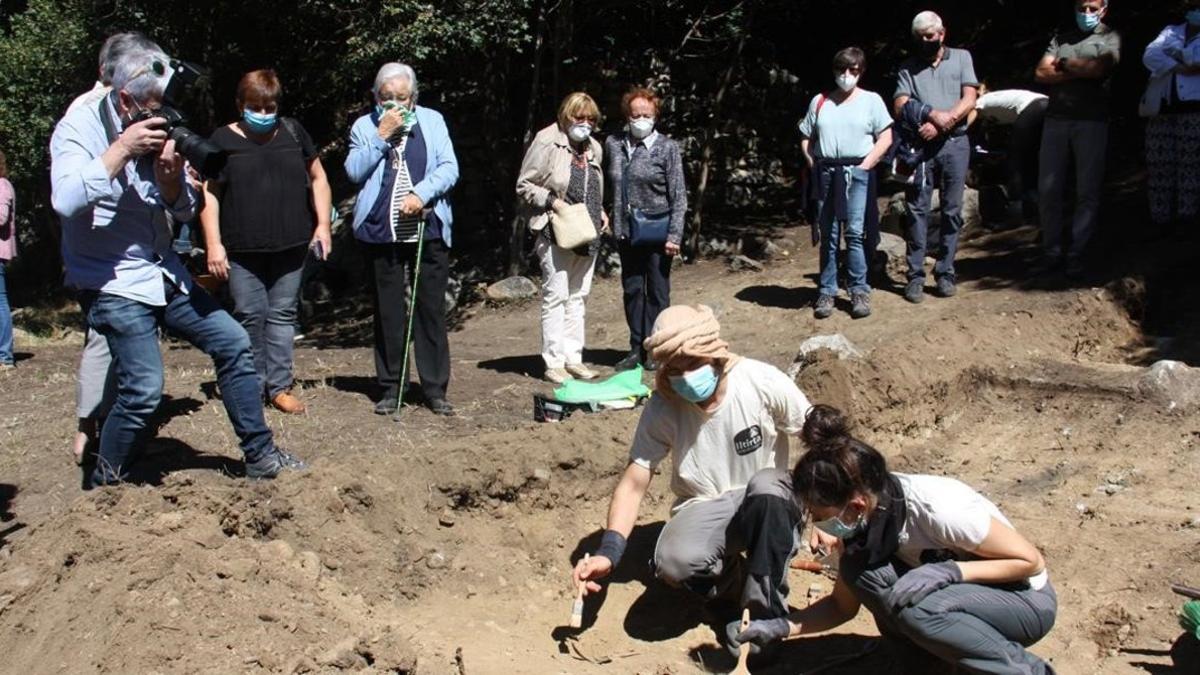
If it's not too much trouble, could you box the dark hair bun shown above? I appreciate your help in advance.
[802,404,851,449]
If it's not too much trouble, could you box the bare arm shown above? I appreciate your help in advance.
[955,517,1045,585]
[199,180,228,281]
[785,574,862,637]
[308,157,333,258]
[1035,54,1069,85]
[1062,52,1116,79]
[893,94,911,118]
[572,462,652,595]
[800,138,814,169]
[860,127,893,171]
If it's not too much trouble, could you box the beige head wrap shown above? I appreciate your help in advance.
[642,304,742,395]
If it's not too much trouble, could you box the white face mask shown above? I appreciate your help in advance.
[629,117,656,140]
[836,73,859,93]
[568,123,592,143]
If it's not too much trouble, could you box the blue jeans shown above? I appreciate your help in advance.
[817,165,871,296]
[905,135,970,282]
[227,246,305,398]
[0,261,12,364]
[84,280,276,484]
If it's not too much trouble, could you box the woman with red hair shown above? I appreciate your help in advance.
[199,69,332,414]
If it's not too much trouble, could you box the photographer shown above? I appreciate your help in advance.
[50,39,305,488]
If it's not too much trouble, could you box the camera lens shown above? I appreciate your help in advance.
[169,127,227,178]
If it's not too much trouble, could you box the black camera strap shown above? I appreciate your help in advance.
[98,93,120,145]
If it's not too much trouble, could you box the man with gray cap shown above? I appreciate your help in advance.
[894,10,980,304]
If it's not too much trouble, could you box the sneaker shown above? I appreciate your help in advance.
[904,279,925,304]
[614,350,642,372]
[427,397,456,416]
[544,368,573,384]
[565,364,597,380]
[274,449,308,471]
[813,294,835,319]
[271,391,307,414]
[850,292,871,319]
[935,276,957,298]
[245,451,283,480]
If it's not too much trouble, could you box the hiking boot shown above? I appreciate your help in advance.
[544,368,573,385]
[565,364,597,380]
[904,279,925,304]
[271,390,306,414]
[374,388,400,415]
[427,397,456,416]
[850,292,871,319]
[935,276,957,298]
[245,451,283,480]
[614,350,642,372]
[813,294,835,319]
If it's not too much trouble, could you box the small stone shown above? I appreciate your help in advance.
[317,636,366,669]
[438,509,456,528]
[728,255,764,272]
[531,468,552,486]
[426,551,447,570]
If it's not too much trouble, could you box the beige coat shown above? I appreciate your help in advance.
[515,123,604,232]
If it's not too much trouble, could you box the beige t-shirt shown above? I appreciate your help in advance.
[894,473,1049,590]
[630,358,812,511]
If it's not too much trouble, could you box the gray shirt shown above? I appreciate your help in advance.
[1044,25,1121,120]
[604,131,688,244]
[895,47,980,135]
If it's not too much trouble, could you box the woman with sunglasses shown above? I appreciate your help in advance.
[799,47,893,321]
[516,92,608,384]
[730,404,1057,674]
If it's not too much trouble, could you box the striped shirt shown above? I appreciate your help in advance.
[389,133,423,242]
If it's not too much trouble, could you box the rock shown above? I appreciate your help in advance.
[426,551,448,570]
[788,334,865,379]
[485,276,538,302]
[1137,360,1200,411]
[876,232,906,263]
[317,636,367,669]
[531,468,552,487]
[438,509,456,528]
[739,235,784,261]
[259,539,295,562]
[728,255,764,272]
[296,551,322,582]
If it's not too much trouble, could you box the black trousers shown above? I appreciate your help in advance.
[366,239,451,400]
[619,240,672,352]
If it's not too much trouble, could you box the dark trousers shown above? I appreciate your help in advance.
[366,239,450,401]
[227,245,306,399]
[905,135,970,282]
[619,240,672,352]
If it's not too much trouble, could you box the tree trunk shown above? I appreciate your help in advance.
[686,5,754,259]
[508,0,549,276]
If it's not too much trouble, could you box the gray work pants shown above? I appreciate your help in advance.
[1038,117,1108,266]
[653,468,803,619]
[852,561,1057,674]
[76,324,116,420]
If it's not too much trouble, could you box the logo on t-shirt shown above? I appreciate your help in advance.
[733,425,763,456]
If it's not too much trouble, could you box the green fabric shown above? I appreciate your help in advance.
[553,366,651,404]
[1181,600,1200,640]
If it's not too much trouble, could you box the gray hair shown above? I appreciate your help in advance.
[109,45,171,104]
[911,10,945,37]
[373,62,419,103]
[98,32,156,85]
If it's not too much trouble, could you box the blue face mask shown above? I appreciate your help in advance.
[1188,9,1200,26]
[814,505,866,540]
[242,109,277,134]
[1075,10,1102,32]
[669,364,720,403]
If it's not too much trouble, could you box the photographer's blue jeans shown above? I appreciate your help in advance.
[905,135,970,283]
[84,281,275,484]
[817,165,871,297]
[0,262,12,365]
[228,246,305,399]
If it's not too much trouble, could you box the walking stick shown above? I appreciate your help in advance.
[393,216,427,420]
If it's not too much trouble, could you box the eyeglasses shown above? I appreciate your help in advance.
[838,66,863,75]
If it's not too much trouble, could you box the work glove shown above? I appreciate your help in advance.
[890,561,962,610]
[724,616,790,658]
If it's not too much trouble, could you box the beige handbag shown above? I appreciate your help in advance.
[549,202,597,250]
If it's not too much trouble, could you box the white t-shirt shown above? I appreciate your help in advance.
[630,358,812,511]
[894,473,1048,590]
[974,90,1048,125]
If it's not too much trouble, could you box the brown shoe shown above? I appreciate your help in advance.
[271,391,307,414]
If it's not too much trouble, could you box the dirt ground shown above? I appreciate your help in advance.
[1,221,1198,675]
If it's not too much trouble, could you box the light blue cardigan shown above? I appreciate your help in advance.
[344,105,459,247]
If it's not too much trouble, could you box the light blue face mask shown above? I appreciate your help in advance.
[1076,9,1102,32]
[669,364,720,403]
[814,504,866,540]
[1188,9,1200,26]
[242,109,277,134]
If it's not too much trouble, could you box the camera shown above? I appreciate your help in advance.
[124,58,226,178]
[127,104,226,178]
